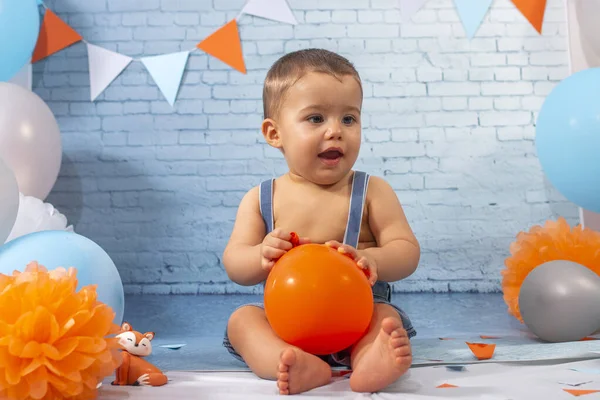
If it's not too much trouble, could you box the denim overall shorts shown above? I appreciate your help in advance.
[222,171,417,367]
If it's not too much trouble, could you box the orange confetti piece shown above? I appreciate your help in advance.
[197,19,246,74]
[580,337,599,341]
[437,383,459,388]
[480,335,501,339]
[466,342,496,360]
[563,389,600,396]
[32,9,83,63]
[510,0,547,33]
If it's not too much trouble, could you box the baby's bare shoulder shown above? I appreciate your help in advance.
[366,175,397,202]
[237,175,284,215]
[239,185,260,209]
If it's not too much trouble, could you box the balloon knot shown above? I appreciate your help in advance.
[290,232,300,248]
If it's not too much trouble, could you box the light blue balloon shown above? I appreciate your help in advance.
[0,0,41,81]
[0,230,125,324]
[535,67,600,213]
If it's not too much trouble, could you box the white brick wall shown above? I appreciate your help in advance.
[37,0,577,295]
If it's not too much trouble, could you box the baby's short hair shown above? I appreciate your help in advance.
[262,48,362,119]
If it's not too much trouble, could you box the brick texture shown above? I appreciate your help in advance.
[36,0,578,295]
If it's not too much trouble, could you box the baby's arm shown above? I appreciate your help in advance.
[222,187,267,286]
[360,176,420,282]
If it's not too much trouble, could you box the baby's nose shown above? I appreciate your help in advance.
[326,125,343,138]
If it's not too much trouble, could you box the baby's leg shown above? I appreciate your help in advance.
[348,303,412,393]
[226,305,332,395]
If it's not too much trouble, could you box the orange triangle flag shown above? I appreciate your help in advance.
[437,383,459,388]
[32,9,83,63]
[510,0,547,33]
[197,19,246,74]
[563,389,600,396]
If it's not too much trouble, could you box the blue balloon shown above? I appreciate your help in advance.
[536,68,600,213]
[0,0,40,81]
[0,231,125,324]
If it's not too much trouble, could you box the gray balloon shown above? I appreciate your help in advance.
[519,260,600,342]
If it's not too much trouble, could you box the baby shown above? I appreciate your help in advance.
[222,48,420,395]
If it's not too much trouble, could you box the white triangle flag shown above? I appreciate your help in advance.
[141,51,190,107]
[399,0,429,22]
[240,0,297,25]
[87,43,133,101]
[8,62,32,91]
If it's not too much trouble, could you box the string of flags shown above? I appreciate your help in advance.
[402,0,546,36]
[32,0,297,105]
[31,0,547,107]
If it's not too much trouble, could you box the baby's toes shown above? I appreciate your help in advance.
[277,371,289,381]
[399,353,412,367]
[394,344,411,358]
[391,327,407,339]
[278,379,289,390]
[278,362,290,373]
[390,335,409,349]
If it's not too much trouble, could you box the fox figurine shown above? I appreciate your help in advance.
[112,322,168,387]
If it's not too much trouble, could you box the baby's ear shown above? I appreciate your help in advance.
[144,332,155,341]
[261,118,282,149]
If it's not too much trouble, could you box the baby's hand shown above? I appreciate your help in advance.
[261,229,310,272]
[325,241,378,286]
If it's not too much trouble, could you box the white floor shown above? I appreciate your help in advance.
[104,295,600,398]
[99,358,600,399]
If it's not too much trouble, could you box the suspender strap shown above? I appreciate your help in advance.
[258,171,369,246]
[258,179,274,234]
[343,171,370,249]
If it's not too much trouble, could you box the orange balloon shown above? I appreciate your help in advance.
[264,242,374,355]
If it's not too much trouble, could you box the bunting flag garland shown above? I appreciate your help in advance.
[399,0,429,22]
[87,43,133,101]
[240,0,297,25]
[141,51,190,107]
[454,0,493,38]
[197,19,246,74]
[27,0,553,106]
[32,9,83,63]
[510,0,547,33]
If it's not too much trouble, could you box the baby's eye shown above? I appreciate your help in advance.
[307,115,324,123]
[343,115,356,125]
[127,338,133,341]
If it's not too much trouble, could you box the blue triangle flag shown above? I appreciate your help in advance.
[454,0,493,38]
[141,51,190,107]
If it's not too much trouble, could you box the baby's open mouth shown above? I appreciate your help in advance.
[318,148,344,166]
[318,149,343,160]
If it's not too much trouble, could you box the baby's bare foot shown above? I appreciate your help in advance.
[350,317,412,393]
[276,348,332,395]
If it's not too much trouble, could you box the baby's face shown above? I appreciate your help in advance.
[275,71,362,185]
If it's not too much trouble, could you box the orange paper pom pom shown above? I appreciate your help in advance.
[501,217,600,322]
[0,262,122,400]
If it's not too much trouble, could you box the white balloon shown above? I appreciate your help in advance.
[4,193,73,244]
[0,82,62,200]
[0,157,19,244]
[575,0,600,67]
